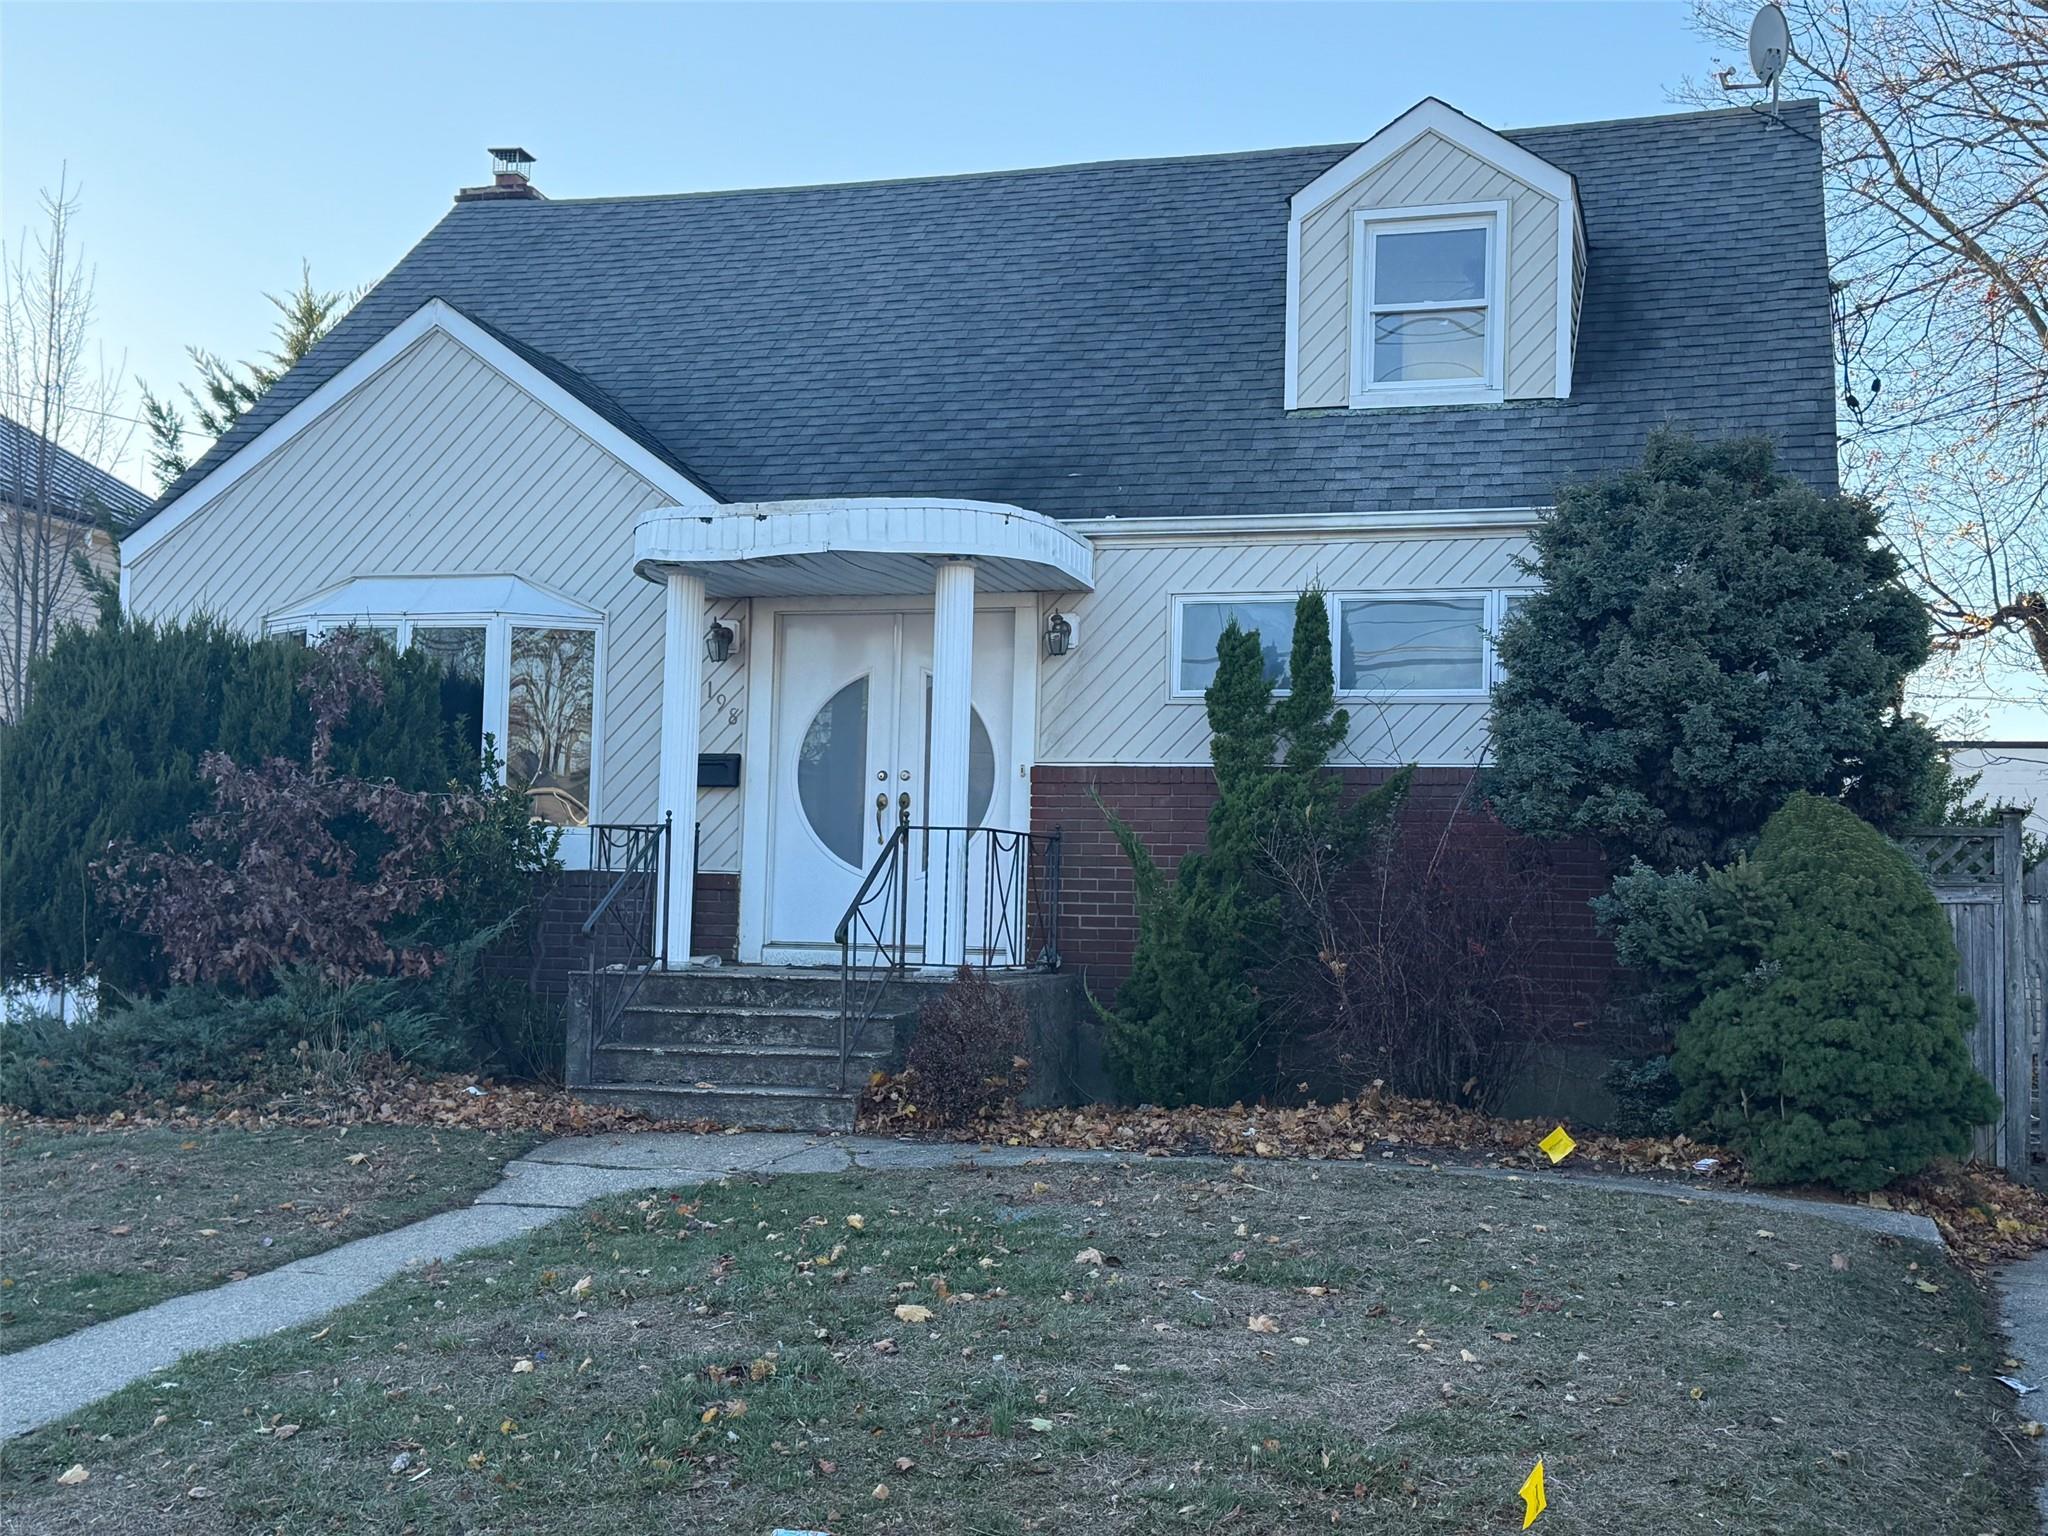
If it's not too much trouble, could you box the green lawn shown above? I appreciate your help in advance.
[0,1124,539,1352]
[0,1159,2032,1533]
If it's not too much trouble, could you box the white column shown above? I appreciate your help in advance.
[928,558,976,966]
[658,567,706,967]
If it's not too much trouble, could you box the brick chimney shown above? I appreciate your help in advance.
[456,147,544,203]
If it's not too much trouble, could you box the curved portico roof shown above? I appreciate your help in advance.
[633,497,1094,597]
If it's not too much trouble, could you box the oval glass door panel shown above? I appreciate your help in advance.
[797,676,869,867]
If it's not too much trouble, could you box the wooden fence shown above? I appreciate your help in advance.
[1898,812,2045,1177]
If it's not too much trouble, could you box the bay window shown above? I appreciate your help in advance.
[267,576,603,849]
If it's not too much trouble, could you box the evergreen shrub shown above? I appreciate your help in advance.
[1488,430,1942,871]
[1672,794,1998,1191]
[1098,591,1406,1107]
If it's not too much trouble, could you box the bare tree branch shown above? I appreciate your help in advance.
[1,171,133,718]
[1684,1,2048,720]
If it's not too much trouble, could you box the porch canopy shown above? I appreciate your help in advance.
[633,496,1094,596]
[632,497,1093,964]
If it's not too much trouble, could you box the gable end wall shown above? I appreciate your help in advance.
[122,328,748,864]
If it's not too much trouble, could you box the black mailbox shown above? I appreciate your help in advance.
[699,752,741,788]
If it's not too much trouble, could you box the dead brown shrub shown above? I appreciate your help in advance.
[898,966,1030,1127]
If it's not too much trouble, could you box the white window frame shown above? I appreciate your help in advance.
[1348,201,1508,410]
[1335,589,1495,702]
[1169,593,1304,700]
[266,575,606,866]
[1171,587,1537,703]
[1490,588,1539,689]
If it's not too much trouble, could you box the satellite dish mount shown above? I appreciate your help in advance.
[1721,2,1791,116]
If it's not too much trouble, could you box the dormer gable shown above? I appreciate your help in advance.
[1284,98,1585,411]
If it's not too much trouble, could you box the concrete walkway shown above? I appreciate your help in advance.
[1,1130,1942,1439]
[1996,1251,2048,1533]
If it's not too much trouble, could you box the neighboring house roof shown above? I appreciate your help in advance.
[143,101,1833,528]
[1,411,151,525]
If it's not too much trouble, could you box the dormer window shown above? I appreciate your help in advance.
[1350,204,1505,408]
[1284,99,1581,412]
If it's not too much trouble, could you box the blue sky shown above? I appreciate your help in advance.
[4,1,1714,491]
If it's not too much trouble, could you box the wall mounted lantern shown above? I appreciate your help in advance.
[1044,609,1073,658]
[705,617,737,664]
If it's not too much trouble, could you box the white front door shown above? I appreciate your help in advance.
[763,607,1018,960]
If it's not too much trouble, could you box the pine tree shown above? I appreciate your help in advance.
[0,617,477,993]
[1098,590,1406,1106]
[1672,793,1997,1192]
[140,263,359,489]
[1488,429,1942,871]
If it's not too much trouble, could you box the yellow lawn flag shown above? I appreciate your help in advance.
[1518,1458,1547,1527]
[1538,1126,1576,1164]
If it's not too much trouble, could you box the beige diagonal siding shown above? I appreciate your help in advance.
[1037,534,1531,768]
[1296,130,1559,407]
[123,329,749,869]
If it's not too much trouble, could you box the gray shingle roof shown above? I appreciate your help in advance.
[3,412,152,523]
[145,101,1835,526]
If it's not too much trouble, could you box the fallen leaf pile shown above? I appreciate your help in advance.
[0,1065,660,1139]
[1893,1166,2048,1267]
[862,1077,2048,1268]
[13,1048,2045,1271]
[862,1077,1732,1179]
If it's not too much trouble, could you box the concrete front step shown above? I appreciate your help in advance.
[578,1082,856,1133]
[612,1002,892,1052]
[630,966,942,1015]
[594,1041,886,1091]
[569,965,1074,1127]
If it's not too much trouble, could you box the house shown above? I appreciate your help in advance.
[1,411,146,718]
[1945,742,2048,843]
[118,101,1835,1121]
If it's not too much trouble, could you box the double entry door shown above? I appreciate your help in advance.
[764,607,1019,961]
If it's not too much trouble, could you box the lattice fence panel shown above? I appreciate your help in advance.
[1898,828,2005,887]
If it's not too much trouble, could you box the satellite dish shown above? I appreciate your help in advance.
[1748,3,1791,89]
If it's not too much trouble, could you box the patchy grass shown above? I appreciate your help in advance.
[0,1124,538,1352]
[0,1160,2033,1533]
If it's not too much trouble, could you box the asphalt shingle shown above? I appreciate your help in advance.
[143,101,1835,527]
[3,412,152,522]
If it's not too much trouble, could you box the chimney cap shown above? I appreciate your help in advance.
[457,147,546,203]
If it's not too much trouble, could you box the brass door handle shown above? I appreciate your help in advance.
[898,791,912,824]
[875,791,888,844]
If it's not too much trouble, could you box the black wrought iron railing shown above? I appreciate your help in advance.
[579,815,674,1065]
[834,821,1063,1091]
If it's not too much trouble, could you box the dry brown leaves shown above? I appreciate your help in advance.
[16,1060,2044,1271]
[861,1074,1730,1179]
[0,1063,660,1139]
[1892,1166,2048,1268]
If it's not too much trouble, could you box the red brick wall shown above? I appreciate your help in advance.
[1031,764,1615,1024]
[488,869,741,1003]
[691,872,740,960]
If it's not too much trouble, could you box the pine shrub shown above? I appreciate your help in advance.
[1097,591,1405,1107]
[0,972,451,1119]
[0,616,482,992]
[1096,818,1262,1108]
[1488,430,1942,871]
[1671,794,1998,1191]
